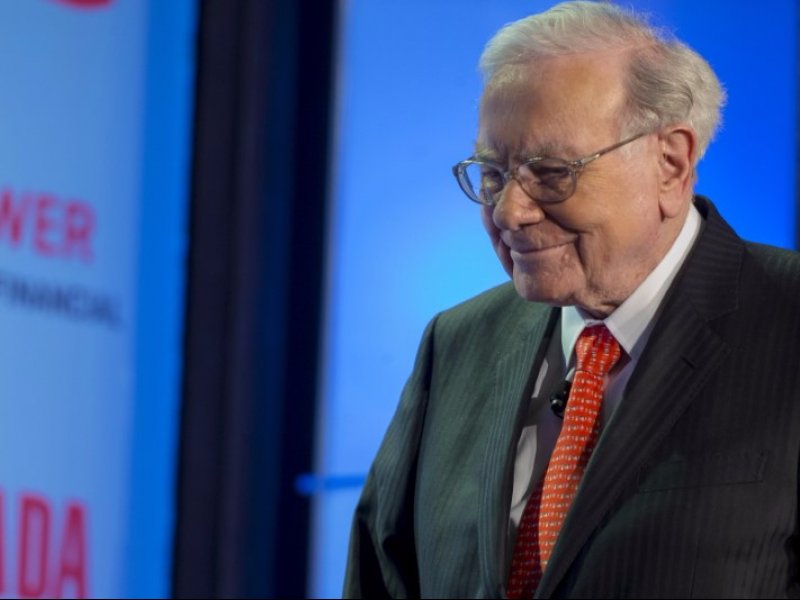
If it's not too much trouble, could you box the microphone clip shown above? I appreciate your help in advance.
[549,380,572,419]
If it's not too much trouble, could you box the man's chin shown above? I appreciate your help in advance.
[512,275,573,306]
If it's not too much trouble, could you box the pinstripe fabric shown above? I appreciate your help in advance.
[344,197,800,599]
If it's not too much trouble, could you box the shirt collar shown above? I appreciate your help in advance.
[561,202,702,364]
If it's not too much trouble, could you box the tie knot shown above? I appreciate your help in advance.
[575,324,621,377]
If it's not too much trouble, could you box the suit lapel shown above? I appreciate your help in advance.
[536,197,744,598]
[478,305,558,597]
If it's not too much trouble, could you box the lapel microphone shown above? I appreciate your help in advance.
[549,379,572,418]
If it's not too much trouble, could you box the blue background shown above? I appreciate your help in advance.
[129,0,196,596]
[312,0,797,596]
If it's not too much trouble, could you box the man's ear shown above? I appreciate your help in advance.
[657,125,696,218]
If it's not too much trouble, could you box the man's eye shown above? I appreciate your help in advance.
[480,169,504,192]
[529,164,570,182]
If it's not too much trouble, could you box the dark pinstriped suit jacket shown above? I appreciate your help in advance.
[344,197,800,599]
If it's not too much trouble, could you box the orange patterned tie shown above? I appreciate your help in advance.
[507,324,621,598]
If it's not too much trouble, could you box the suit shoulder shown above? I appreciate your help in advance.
[746,240,800,266]
[744,241,800,292]
[434,281,552,338]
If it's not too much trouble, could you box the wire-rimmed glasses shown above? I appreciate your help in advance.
[452,132,648,206]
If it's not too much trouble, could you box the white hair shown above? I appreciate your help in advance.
[479,1,726,161]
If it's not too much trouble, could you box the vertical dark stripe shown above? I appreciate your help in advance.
[276,0,339,596]
[173,1,242,595]
[173,0,338,597]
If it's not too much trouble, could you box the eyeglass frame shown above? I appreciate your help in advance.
[452,131,649,206]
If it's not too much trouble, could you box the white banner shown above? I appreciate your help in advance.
[0,0,194,596]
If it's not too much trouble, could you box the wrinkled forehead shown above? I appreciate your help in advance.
[477,67,560,157]
[477,55,629,159]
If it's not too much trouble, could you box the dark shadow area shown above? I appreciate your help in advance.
[172,0,338,597]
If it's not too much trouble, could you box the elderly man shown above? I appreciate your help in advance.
[344,2,800,598]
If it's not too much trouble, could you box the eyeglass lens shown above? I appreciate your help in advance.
[461,160,575,205]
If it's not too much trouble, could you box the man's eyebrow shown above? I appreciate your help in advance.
[474,150,503,163]
[522,141,579,159]
[473,141,502,161]
[473,140,580,162]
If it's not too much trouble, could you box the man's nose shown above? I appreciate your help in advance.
[491,178,546,231]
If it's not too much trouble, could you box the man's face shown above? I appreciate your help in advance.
[478,52,670,317]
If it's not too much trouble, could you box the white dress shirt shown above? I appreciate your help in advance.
[508,204,702,531]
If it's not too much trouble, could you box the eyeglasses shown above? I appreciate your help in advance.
[452,132,648,206]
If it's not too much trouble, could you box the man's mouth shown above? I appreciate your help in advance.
[508,240,572,254]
